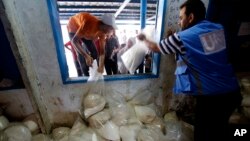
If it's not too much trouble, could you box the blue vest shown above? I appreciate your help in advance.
[174,20,239,95]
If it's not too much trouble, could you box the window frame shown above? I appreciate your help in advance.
[46,0,166,84]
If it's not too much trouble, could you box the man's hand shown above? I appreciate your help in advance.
[137,33,147,41]
[97,55,105,73]
[85,55,93,67]
[97,66,104,74]
[137,33,161,53]
[166,29,175,37]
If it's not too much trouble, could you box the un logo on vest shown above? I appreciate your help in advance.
[199,30,226,55]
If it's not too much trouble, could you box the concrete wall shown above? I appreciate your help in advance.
[0,89,34,120]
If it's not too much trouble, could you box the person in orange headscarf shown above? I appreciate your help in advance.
[67,12,117,76]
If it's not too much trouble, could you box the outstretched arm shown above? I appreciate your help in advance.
[97,35,106,73]
[137,34,160,52]
[71,35,93,67]
[137,32,185,55]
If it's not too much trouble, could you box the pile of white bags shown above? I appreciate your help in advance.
[0,113,44,141]
[75,83,194,141]
[229,77,250,124]
[0,77,196,141]
[240,78,250,119]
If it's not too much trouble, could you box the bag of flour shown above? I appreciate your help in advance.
[121,41,148,74]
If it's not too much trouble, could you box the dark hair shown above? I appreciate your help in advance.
[180,0,206,23]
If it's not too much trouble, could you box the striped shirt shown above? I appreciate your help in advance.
[159,33,186,55]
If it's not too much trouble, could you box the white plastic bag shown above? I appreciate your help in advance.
[88,60,104,82]
[69,127,98,141]
[51,127,70,141]
[23,120,39,135]
[134,105,156,124]
[119,124,141,141]
[31,134,52,141]
[121,41,148,74]
[129,88,154,106]
[83,93,106,119]
[137,128,165,141]
[0,131,8,141]
[95,121,120,140]
[88,109,111,128]
[0,116,9,130]
[4,124,32,141]
[103,86,130,126]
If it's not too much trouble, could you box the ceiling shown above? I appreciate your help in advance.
[57,0,158,25]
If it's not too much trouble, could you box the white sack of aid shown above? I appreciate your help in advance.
[121,27,155,74]
[121,39,149,74]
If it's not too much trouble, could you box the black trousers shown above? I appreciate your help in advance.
[194,90,242,141]
[68,33,98,76]
[104,59,118,75]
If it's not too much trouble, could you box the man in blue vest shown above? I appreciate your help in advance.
[138,0,242,140]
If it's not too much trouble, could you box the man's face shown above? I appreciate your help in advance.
[178,7,191,30]
[105,29,114,39]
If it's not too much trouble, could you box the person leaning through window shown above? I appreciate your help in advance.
[137,0,242,141]
[67,12,118,76]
